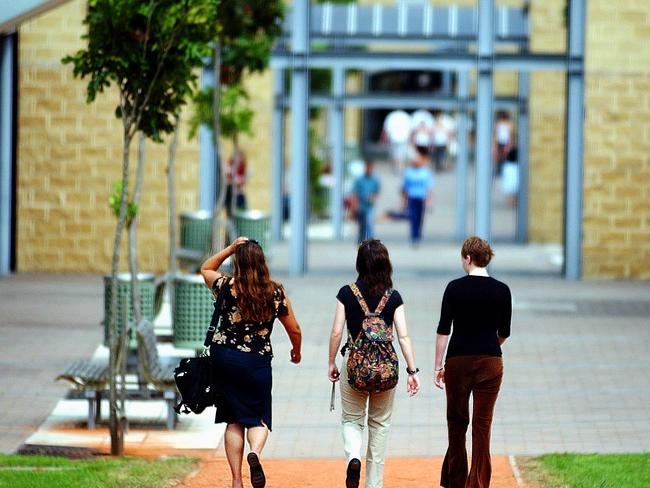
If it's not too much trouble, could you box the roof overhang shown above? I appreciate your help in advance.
[0,0,70,34]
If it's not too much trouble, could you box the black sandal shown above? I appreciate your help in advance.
[345,458,361,488]
[247,452,266,488]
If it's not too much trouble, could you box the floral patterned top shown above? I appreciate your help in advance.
[211,274,289,357]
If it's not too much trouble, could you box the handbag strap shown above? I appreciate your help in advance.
[203,279,227,348]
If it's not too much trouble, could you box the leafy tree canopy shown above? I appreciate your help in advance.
[216,0,284,84]
[189,84,253,140]
[63,0,221,142]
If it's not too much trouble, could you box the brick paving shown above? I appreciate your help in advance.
[1,167,649,458]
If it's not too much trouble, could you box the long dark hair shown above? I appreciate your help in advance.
[233,241,276,322]
[356,239,393,296]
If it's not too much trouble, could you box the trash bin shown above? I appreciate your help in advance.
[180,210,213,255]
[103,273,156,347]
[172,273,214,350]
[233,210,271,251]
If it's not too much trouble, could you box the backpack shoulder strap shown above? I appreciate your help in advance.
[349,283,371,316]
[374,288,393,315]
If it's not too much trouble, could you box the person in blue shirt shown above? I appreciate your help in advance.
[402,145,434,246]
[352,161,381,243]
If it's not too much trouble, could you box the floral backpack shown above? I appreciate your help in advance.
[346,283,399,393]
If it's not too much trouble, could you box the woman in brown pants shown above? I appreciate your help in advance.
[434,236,512,488]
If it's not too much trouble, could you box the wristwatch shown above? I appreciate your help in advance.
[406,367,420,375]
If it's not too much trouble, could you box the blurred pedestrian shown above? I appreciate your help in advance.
[434,236,512,488]
[402,145,434,246]
[351,161,381,243]
[493,111,514,175]
[411,120,434,155]
[225,149,247,217]
[432,111,451,172]
[328,239,420,488]
[381,109,411,173]
[500,146,519,208]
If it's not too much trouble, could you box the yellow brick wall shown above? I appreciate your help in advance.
[527,0,567,243]
[17,0,200,273]
[582,0,650,278]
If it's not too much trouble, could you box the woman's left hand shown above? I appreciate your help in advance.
[407,373,420,396]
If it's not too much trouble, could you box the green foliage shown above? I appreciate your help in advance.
[217,0,284,84]
[524,453,650,488]
[188,84,254,140]
[0,454,196,488]
[62,0,220,142]
[309,128,328,217]
[109,181,138,226]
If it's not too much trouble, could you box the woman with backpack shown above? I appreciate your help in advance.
[434,236,511,488]
[201,237,302,488]
[327,239,420,488]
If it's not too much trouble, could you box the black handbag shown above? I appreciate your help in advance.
[173,284,225,415]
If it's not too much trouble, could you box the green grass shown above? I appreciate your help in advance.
[0,454,197,488]
[520,453,650,488]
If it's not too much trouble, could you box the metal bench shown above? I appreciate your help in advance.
[56,360,109,429]
[136,319,179,430]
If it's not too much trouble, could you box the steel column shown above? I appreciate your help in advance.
[289,0,310,275]
[515,72,530,243]
[198,66,216,211]
[564,0,586,279]
[329,67,345,240]
[271,68,286,241]
[455,70,469,242]
[441,71,453,96]
[474,0,495,240]
[515,4,531,243]
[0,35,15,276]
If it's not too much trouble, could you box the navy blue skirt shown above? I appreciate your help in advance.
[210,344,273,430]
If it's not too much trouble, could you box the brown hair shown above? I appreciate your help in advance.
[461,236,494,268]
[233,241,277,322]
[356,239,393,296]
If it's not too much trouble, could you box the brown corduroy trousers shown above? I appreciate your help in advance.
[440,355,503,488]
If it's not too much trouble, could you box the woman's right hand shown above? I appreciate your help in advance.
[434,368,445,390]
[328,364,340,383]
[229,236,249,251]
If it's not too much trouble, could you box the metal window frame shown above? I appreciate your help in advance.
[274,0,584,278]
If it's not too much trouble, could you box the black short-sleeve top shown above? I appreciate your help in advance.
[436,275,512,359]
[336,280,404,341]
[211,274,289,357]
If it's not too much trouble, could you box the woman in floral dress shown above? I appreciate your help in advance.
[201,237,302,488]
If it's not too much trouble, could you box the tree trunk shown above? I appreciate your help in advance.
[121,132,147,427]
[211,43,227,252]
[109,124,134,456]
[128,133,146,325]
[167,115,180,329]
[230,135,239,215]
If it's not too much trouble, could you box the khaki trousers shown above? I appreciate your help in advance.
[340,359,396,488]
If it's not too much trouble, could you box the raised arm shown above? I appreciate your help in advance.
[279,296,302,364]
[200,236,248,289]
[327,300,346,382]
[393,305,420,396]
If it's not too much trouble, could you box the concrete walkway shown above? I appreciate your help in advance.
[1,164,649,459]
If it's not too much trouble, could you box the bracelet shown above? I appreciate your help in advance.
[435,366,444,372]
[406,367,420,375]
